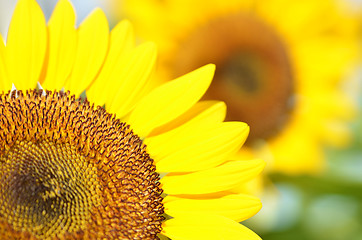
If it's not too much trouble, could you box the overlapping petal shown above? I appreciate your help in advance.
[128,64,215,137]
[149,100,227,136]
[86,20,136,107]
[103,42,156,117]
[146,101,227,157]
[161,159,265,195]
[151,122,249,172]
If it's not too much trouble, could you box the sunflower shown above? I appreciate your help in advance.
[0,0,265,239]
[117,0,359,175]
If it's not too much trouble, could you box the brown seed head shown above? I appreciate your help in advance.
[0,90,164,239]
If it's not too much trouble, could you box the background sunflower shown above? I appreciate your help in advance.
[112,0,360,176]
[105,0,362,239]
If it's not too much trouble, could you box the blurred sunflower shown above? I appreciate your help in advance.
[117,0,359,175]
[0,0,265,239]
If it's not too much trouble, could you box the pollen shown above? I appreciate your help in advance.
[0,90,164,239]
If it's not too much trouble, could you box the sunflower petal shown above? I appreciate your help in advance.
[65,8,109,96]
[161,159,265,195]
[128,64,215,137]
[6,0,47,90]
[106,42,157,118]
[86,20,136,106]
[149,100,226,136]
[41,0,77,90]
[152,122,249,172]
[145,101,227,154]
[162,214,261,240]
[164,193,261,222]
[0,36,9,91]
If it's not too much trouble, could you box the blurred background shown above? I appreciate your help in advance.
[1,0,362,239]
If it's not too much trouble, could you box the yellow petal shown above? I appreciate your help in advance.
[149,100,226,136]
[152,122,249,172]
[162,214,261,240]
[0,36,10,91]
[6,0,47,90]
[161,159,265,195]
[146,101,226,153]
[164,193,261,222]
[65,8,109,96]
[87,20,136,107]
[128,64,215,137]
[41,0,77,90]
[106,42,157,118]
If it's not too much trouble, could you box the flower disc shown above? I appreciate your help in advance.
[172,13,295,143]
[0,90,164,239]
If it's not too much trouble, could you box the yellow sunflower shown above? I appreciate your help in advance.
[116,0,359,175]
[0,0,265,239]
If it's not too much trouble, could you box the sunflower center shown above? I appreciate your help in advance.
[0,90,164,239]
[0,140,100,239]
[172,13,294,143]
